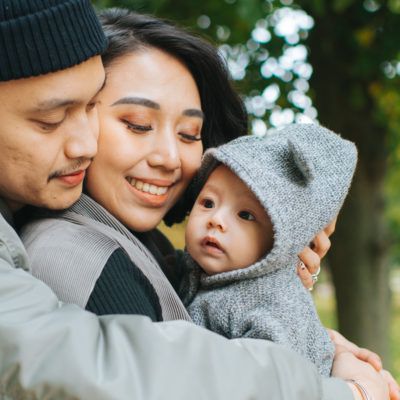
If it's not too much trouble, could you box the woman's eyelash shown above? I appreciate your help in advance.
[179,132,202,142]
[123,120,153,132]
[122,121,201,141]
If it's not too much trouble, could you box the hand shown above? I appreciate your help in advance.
[332,345,389,399]
[297,218,337,289]
[328,329,400,399]
[327,329,382,371]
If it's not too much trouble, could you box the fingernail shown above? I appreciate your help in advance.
[297,261,306,270]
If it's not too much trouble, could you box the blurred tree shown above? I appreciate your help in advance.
[297,0,400,361]
[93,0,400,361]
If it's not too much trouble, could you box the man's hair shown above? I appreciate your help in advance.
[99,8,248,224]
[0,0,107,81]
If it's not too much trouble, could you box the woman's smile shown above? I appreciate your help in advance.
[126,177,171,196]
[125,176,175,207]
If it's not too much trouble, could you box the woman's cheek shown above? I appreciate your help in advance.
[185,144,203,179]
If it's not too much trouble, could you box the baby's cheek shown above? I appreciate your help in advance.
[235,228,266,267]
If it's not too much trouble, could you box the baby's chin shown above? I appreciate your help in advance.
[195,258,232,276]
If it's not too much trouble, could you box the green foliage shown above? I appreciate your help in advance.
[389,0,400,13]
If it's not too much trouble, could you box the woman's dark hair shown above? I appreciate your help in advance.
[99,8,248,225]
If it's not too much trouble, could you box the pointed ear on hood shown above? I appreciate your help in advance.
[288,137,316,183]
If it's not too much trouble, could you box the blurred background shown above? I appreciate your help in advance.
[93,0,400,378]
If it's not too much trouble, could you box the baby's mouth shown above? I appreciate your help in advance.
[202,236,225,253]
[126,177,169,196]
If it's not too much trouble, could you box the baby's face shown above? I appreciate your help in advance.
[186,165,273,275]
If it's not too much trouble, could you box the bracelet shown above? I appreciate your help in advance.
[346,379,373,400]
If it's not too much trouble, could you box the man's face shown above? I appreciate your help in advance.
[0,56,105,211]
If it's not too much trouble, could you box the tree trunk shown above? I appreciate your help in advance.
[330,169,391,359]
[306,6,391,360]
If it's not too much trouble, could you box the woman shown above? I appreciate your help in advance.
[20,8,396,399]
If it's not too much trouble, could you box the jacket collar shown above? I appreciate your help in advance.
[0,197,14,227]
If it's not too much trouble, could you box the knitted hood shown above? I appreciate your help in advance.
[192,123,357,286]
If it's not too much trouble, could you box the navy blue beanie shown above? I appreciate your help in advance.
[0,0,107,81]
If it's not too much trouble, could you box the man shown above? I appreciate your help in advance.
[0,1,388,399]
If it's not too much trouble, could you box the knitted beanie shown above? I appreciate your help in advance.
[193,123,357,282]
[0,0,107,81]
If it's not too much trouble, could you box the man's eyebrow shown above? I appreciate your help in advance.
[183,109,204,119]
[29,99,78,113]
[111,96,160,109]
[30,76,107,113]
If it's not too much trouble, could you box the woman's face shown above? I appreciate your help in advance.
[86,48,203,231]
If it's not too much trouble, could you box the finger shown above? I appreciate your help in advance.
[324,218,337,237]
[327,329,383,371]
[333,344,351,357]
[356,347,382,371]
[381,370,400,400]
[296,261,314,289]
[327,329,358,352]
[389,384,400,400]
[310,230,331,259]
[298,247,320,275]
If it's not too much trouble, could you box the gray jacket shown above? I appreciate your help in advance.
[182,124,357,377]
[0,198,353,399]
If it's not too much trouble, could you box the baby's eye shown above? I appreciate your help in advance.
[201,199,214,209]
[238,211,256,221]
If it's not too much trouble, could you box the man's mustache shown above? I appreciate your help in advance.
[48,158,93,181]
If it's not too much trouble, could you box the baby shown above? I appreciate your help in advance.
[179,123,357,376]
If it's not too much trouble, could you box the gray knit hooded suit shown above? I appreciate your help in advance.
[181,123,357,377]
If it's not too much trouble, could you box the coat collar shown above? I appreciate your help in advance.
[0,197,14,227]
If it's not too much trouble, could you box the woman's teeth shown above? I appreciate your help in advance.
[128,178,168,195]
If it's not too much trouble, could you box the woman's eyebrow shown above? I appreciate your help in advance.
[111,96,160,109]
[183,109,204,119]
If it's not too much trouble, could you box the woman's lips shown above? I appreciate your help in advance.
[56,170,86,186]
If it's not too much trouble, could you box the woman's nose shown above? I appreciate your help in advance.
[147,129,181,171]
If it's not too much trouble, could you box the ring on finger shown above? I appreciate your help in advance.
[311,267,321,284]
[312,266,321,278]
